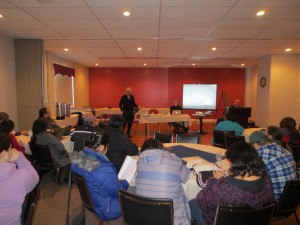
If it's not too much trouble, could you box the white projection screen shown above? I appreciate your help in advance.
[182,84,217,110]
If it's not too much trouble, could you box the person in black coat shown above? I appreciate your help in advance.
[105,115,139,172]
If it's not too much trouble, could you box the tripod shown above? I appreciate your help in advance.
[214,92,229,124]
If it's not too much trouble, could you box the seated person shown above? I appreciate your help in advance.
[105,115,139,172]
[71,132,129,221]
[267,125,287,149]
[169,100,188,133]
[0,132,39,225]
[214,113,244,136]
[249,131,296,200]
[39,107,72,138]
[0,112,9,121]
[70,116,103,152]
[31,118,71,183]
[0,119,25,154]
[189,141,274,225]
[39,107,58,129]
[136,138,191,225]
[279,117,300,145]
[218,99,241,124]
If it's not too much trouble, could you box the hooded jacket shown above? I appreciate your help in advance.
[71,148,129,221]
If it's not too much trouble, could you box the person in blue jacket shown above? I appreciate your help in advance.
[71,132,129,221]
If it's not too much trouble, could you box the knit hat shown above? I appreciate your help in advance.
[249,130,268,144]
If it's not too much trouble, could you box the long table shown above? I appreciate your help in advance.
[94,107,170,117]
[54,115,78,127]
[139,114,191,137]
[164,143,228,200]
[16,135,74,155]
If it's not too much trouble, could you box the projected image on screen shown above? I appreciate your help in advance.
[182,84,217,110]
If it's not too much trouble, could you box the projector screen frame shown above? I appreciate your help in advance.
[182,84,218,110]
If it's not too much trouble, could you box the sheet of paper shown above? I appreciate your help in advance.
[118,156,138,183]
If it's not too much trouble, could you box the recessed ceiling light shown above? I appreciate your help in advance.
[256,10,265,16]
[285,48,292,52]
[144,63,147,66]
[192,64,195,66]
[241,63,245,66]
[64,48,69,52]
[123,11,130,16]
[95,63,99,66]
[0,14,3,18]
[137,47,142,51]
[212,47,217,51]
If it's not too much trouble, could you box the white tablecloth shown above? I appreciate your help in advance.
[94,107,170,117]
[129,143,227,201]
[139,114,191,127]
[54,115,78,127]
[16,135,74,155]
[243,127,265,142]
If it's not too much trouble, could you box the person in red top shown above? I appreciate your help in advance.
[0,119,25,154]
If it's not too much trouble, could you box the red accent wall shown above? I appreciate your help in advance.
[89,67,245,118]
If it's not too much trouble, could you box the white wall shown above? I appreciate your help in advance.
[0,33,18,129]
[45,52,89,115]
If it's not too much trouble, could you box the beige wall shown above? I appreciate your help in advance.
[252,54,300,128]
[45,52,89,115]
[245,66,258,122]
[0,33,18,128]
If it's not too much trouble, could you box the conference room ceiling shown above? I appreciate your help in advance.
[1,0,300,68]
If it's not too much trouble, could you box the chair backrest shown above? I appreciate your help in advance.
[287,144,300,168]
[154,132,173,143]
[29,142,53,167]
[213,130,235,149]
[224,132,245,149]
[149,108,158,114]
[118,189,174,225]
[274,179,300,218]
[176,134,200,144]
[214,202,276,225]
[72,172,96,214]
[21,187,39,225]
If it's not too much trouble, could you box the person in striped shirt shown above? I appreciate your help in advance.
[135,138,191,225]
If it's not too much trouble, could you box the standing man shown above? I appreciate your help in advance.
[119,87,138,138]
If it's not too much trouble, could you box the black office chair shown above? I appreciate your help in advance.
[176,134,200,144]
[214,201,276,225]
[72,172,104,225]
[29,142,63,184]
[273,179,300,225]
[224,133,245,149]
[21,186,39,225]
[118,189,174,225]
[213,130,235,149]
[287,144,300,175]
[154,132,173,143]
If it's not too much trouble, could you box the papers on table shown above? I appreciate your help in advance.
[182,156,220,172]
[118,156,138,183]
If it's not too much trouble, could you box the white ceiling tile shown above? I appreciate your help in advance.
[86,0,160,7]
[8,0,86,8]
[43,20,104,29]
[0,0,299,67]
[23,7,96,20]
[0,8,35,20]
[161,6,231,20]
[91,7,160,20]
[101,19,158,29]
[0,0,17,8]
[58,29,110,39]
